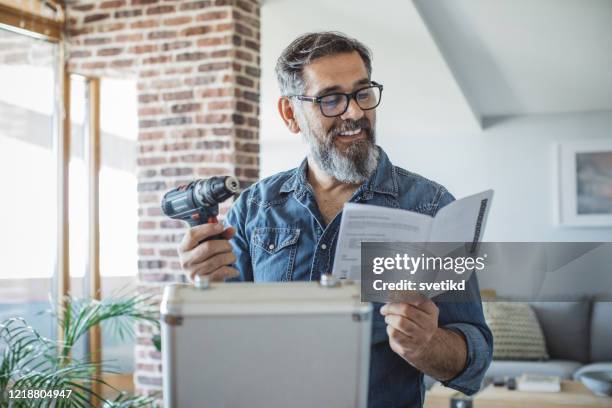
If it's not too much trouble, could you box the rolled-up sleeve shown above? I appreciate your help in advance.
[436,274,494,395]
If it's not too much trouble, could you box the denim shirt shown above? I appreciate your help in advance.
[224,147,493,408]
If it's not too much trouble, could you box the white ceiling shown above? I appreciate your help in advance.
[261,0,612,137]
[415,0,612,117]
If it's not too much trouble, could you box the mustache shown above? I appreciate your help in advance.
[329,118,372,137]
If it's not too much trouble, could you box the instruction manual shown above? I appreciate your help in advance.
[332,190,494,280]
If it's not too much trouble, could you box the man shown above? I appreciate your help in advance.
[178,32,493,408]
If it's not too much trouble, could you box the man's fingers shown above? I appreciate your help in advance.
[221,226,235,240]
[179,223,224,252]
[385,314,421,339]
[189,252,237,280]
[381,303,433,331]
[407,295,438,314]
[382,299,438,317]
[191,266,239,283]
[188,239,233,265]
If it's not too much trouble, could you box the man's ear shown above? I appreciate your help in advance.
[278,97,301,134]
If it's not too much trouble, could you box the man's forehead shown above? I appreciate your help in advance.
[302,51,369,94]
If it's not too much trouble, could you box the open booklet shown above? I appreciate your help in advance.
[331,190,494,293]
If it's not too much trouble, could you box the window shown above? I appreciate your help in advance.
[100,78,139,372]
[0,27,59,340]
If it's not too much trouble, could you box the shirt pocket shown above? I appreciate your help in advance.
[250,227,300,282]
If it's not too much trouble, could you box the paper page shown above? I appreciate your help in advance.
[429,190,494,246]
[332,203,432,279]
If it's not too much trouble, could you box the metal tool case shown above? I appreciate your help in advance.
[161,280,372,408]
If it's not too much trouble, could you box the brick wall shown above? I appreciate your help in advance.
[65,0,260,396]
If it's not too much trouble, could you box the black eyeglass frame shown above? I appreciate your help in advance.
[289,81,384,118]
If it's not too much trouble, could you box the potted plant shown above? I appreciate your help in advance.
[0,292,160,407]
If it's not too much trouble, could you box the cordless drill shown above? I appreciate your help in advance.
[161,176,240,234]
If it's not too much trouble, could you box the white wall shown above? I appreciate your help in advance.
[260,0,612,243]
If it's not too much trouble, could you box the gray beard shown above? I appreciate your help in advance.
[302,126,379,184]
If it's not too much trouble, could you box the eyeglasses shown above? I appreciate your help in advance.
[290,81,383,118]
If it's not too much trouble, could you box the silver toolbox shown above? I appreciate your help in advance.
[161,280,372,408]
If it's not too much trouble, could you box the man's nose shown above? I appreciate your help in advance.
[340,98,364,121]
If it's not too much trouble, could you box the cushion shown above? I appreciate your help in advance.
[591,302,612,361]
[529,301,591,363]
[573,362,612,380]
[483,302,549,361]
[486,360,582,380]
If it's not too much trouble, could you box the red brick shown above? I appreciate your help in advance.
[97,47,123,56]
[176,51,209,62]
[163,16,192,26]
[101,0,126,8]
[111,59,134,68]
[208,100,232,110]
[179,1,212,11]
[143,55,171,64]
[198,61,231,72]
[184,75,215,86]
[139,106,165,116]
[115,9,143,18]
[140,70,159,78]
[196,10,229,21]
[83,37,112,45]
[171,103,201,113]
[215,23,233,32]
[147,5,175,15]
[131,19,159,29]
[82,61,107,69]
[199,87,231,97]
[98,22,126,32]
[181,26,212,36]
[151,79,181,89]
[161,40,192,51]
[148,30,176,40]
[84,13,110,23]
[70,50,92,58]
[139,94,159,104]
[196,114,230,124]
[116,33,144,42]
[235,22,253,36]
[162,90,193,101]
[196,36,230,47]
[130,44,158,54]
[72,4,95,11]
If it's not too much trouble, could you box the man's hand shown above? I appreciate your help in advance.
[380,295,439,362]
[177,223,239,282]
[381,295,467,381]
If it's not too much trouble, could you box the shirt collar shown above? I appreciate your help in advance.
[279,146,398,197]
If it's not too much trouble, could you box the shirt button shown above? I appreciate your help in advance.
[268,244,275,250]
[321,244,327,250]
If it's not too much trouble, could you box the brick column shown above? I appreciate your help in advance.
[65,0,260,395]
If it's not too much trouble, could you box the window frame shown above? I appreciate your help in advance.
[1,2,105,398]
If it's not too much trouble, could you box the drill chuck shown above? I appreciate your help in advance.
[161,176,239,227]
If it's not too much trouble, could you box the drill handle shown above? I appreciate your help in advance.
[187,215,224,242]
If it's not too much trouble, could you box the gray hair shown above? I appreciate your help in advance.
[275,31,373,96]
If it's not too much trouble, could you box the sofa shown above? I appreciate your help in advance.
[425,299,612,390]
[484,299,612,382]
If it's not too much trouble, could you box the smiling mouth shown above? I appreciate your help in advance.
[335,128,365,141]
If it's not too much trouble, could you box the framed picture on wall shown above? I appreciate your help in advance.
[557,140,612,226]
